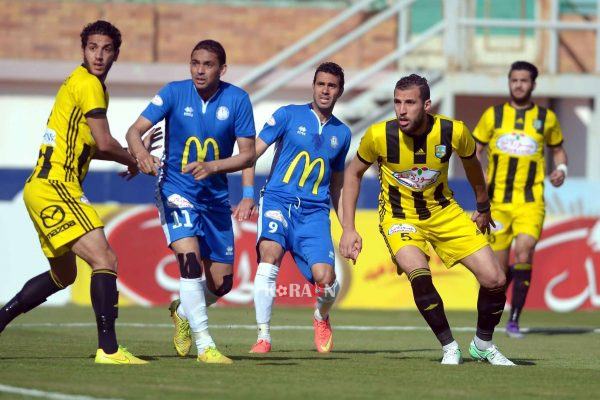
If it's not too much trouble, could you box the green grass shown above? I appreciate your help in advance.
[1,306,599,399]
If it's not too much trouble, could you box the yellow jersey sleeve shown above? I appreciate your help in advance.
[357,125,378,164]
[544,109,564,147]
[453,121,476,158]
[472,106,494,144]
[74,74,107,115]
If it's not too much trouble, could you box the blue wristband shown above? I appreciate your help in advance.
[242,186,254,199]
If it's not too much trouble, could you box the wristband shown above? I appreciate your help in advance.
[556,164,568,178]
[242,186,254,199]
[476,200,490,213]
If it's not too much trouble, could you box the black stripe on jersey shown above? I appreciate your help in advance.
[378,226,400,269]
[67,110,83,181]
[514,108,526,130]
[77,144,92,182]
[84,108,107,117]
[536,106,547,134]
[37,146,54,179]
[356,152,373,166]
[494,105,504,129]
[386,119,400,164]
[488,154,499,201]
[63,108,78,181]
[389,186,405,219]
[413,133,427,164]
[546,139,564,148]
[524,161,537,202]
[433,183,450,209]
[503,157,519,203]
[439,118,453,163]
[413,191,431,220]
[50,181,94,232]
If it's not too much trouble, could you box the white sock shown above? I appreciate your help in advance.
[179,278,214,351]
[442,340,459,351]
[254,262,279,341]
[315,279,340,321]
[176,279,219,318]
[474,336,493,350]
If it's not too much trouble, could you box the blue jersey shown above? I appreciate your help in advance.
[259,104,351,208]
[141,80,255,205]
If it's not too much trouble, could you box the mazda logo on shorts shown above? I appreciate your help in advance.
[40,205,66,228]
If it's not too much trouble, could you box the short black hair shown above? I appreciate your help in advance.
[509,61,538,82]
[80,20,122,51]
[395,74,430,101]
[313,62,345,92]
[191,40,226,65]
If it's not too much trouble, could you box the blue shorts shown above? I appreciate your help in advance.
[156,187,234,264]
[257,194,334,283]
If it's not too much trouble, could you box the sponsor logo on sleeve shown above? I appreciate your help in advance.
[151,95,163,106]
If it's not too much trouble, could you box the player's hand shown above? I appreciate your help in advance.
[550,169,566,187]
[232,198,257,221]
[119,162,140,181]
[183,161,215,180]
[339,228,362,264]
[136,150,161,176]
[141,126,163,153]
[471,210,495,235]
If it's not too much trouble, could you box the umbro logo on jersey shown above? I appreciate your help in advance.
[297,126,307,135]
[184,107,194,117]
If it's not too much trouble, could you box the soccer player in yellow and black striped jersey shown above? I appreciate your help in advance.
[341,74,515,365]
[0,21,149,364]
[473,61,568,338]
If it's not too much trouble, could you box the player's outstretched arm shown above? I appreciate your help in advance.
[330,171,344,225]
[339,156,370,262]
[88,114,137,170]
[461,154,495,234]
[125,116,162,176]
[549,145,568,187]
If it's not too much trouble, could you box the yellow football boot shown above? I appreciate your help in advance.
[197,347,233,364]
[169,299,192,357]
[95,346,148,365]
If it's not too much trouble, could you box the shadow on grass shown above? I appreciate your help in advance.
[525,327,597,335]
[334,348,436,354]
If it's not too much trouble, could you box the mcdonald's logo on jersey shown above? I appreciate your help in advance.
[181,137,220,170]
[282,151,325,195]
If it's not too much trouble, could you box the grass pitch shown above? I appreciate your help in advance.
[1,306,599,400]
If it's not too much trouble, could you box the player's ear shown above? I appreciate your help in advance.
[424,98,432,112]
[219,63,227,78]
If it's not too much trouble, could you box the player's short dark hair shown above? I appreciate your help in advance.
[191,40,226,65]
[80,20,122,51]
[395,74,430,101]
[313,62,345,92]
[509,61,538,82]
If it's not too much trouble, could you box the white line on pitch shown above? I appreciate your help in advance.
[0,384,122,400]
[9,323,600,333]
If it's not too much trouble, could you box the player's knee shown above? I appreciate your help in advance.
[479,269,506,290]
[212,274,233,297]
[177,252,203,279]
[312,266,335,286]
[52,268,77,287]
[90,250,118,273]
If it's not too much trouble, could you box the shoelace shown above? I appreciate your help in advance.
[488,346,511,363]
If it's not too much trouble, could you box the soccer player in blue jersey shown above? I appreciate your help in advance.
[126,40,256,364]
[244,62,350,354]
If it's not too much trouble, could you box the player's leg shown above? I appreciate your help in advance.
[507,233,536,334]
[395,245,461,364]
[71,228,147,364]
[311,263,338,353]
[460,246,515,366]
[250,238,284,353]
[0,251,76,333]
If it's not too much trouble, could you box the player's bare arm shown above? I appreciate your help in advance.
[461,154,495,234]
[88,114,137,171]
[549,144,568,187]
[330,170,344,225]
[184,136,255,180]
[232,137,269,220]
[475,143,487,172]
[125,115,162,176]
[340,156,370,261]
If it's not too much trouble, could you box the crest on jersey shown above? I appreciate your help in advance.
[42,128,57,146]
[533,119,543,131]
[392,167,440,190]
[434,144,447,159]
[330,136,338,148]
[216,106,230,121]
[297,126,307,136]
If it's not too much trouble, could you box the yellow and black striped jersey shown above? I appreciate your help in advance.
[357,114,475,221]
[30,65,108,183]
[472,103,564,205]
